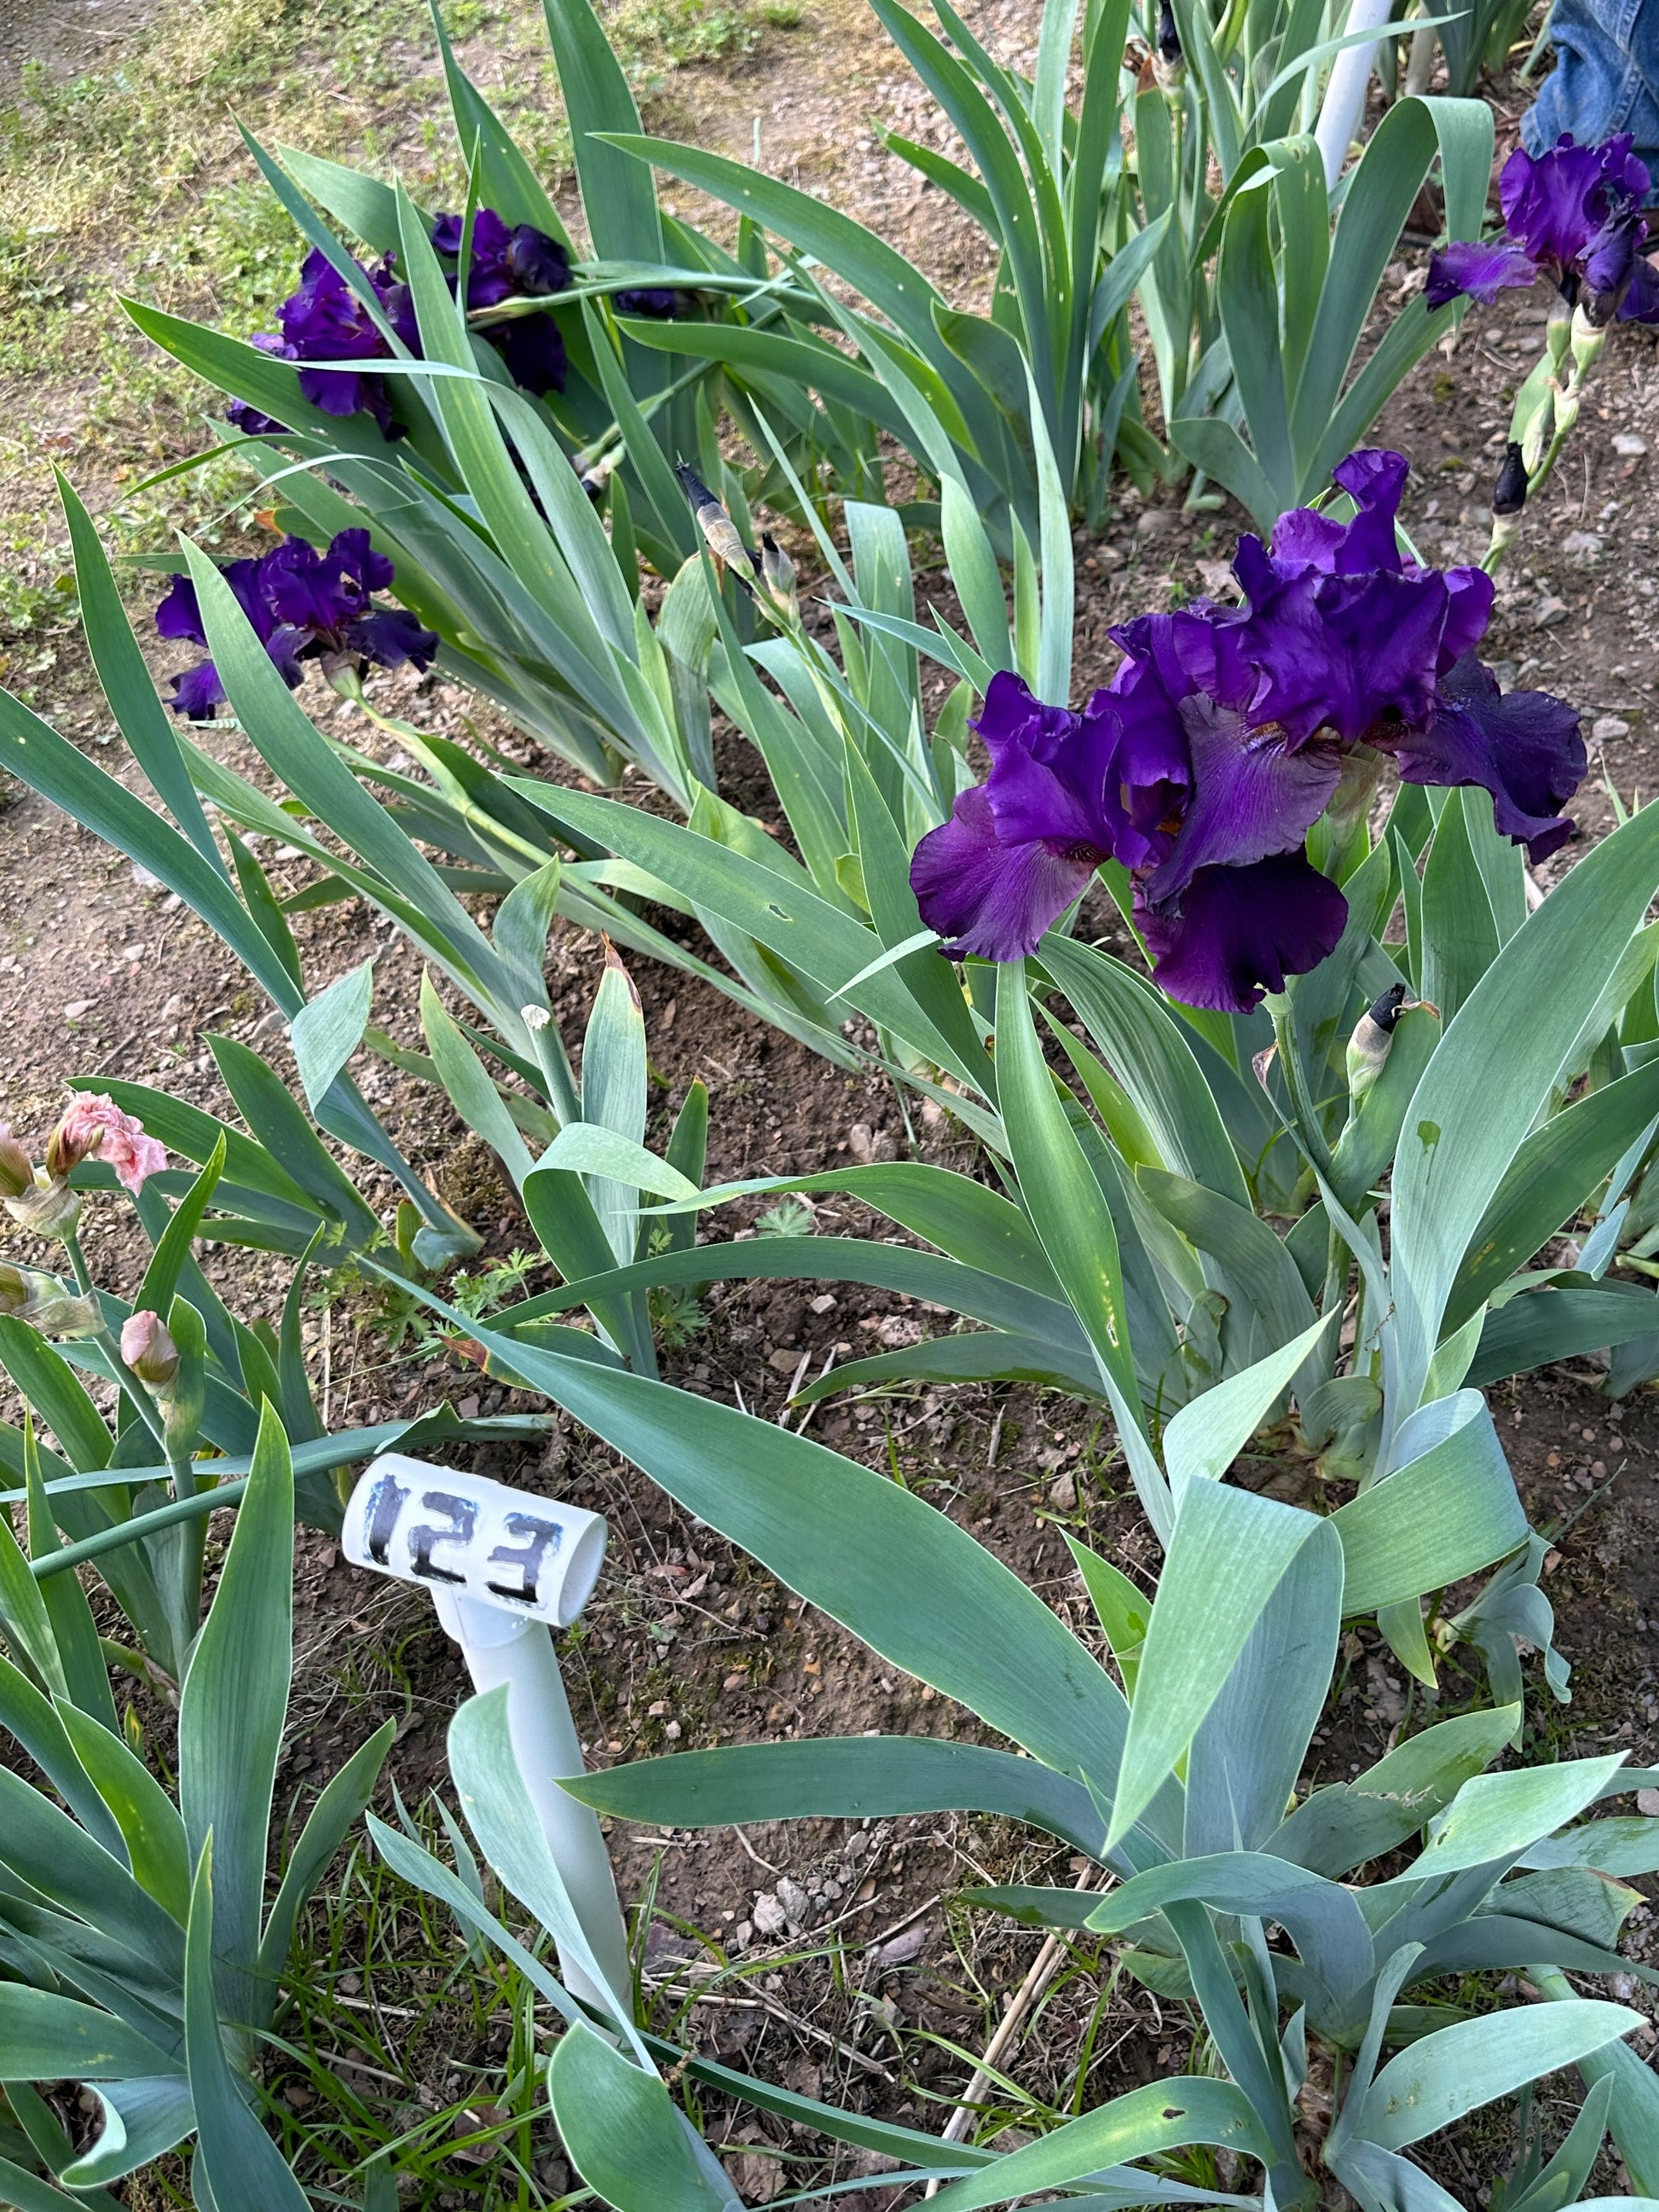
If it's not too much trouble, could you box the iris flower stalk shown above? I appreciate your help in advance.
[1425,133,1659,570]
[910,450,1585,1013]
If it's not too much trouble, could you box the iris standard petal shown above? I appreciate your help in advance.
[1384,655,1585,861]
[1238,565,1456,744]
[329,526,396,599]
[1499,134,1648,270]
[910,786,1102,962]
[505,224,571,295]
[1425,236,1540,310]
[259,535,372,632]
[1137,852,1350,1013]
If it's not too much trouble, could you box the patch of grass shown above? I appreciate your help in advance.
[0,0,762,653]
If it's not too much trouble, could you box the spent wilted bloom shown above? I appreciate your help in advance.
[45,1095,167,1194]
[121,1309,181,1387]
[1427,134,1659,326]
[0,1262,29,1316]
[910,450,1584,1011]
[156,527,437,720]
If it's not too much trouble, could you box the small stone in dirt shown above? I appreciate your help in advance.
[847,1121,894,1163]
[1614,433,1649,457]
[768,1346,802,1373]
[751,1890,789,1937]
[1532,597,1569,629]
[62,999,94,1019]
[1049,1468,1078,1512]
[876,1921,928,1966]
[776,1875,811,1929]
[1593,715,1632,743]
[1637,1788,1659,1816]
[723,1671,747,1690]
[1560,530,1603,562]
[809,1292,837,1314]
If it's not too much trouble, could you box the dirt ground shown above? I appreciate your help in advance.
[3,1,1659,2203]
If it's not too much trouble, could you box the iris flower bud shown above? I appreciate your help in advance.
[1492,441,1528,517]
[1157,0,1182,63]
[0,1126,32,1201]
[1546,299,1573,373]
[1569,300,1607,379]
[673,462,758,592]
[121,1309,180,1388]
[1345,983,1409,1108]
[760,531,797,617]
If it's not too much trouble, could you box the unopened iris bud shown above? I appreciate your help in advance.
[1345,983,1408,1107]
[1157,0,1182,63]
[1569,300,1607,379]
[673,462,758,591]
[1546,299,1572,373]
[0,1126,32,1201]
[120,1309,180,1388]
[760,530,797,617]
[1492,441,1528,517]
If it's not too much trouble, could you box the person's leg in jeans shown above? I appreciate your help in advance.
[1522,0,1659,188]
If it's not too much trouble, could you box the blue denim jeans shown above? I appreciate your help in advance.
[1522,0,1659,190]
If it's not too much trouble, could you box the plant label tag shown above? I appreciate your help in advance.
[342,1455,606,1628]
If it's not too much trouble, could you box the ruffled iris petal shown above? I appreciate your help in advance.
[1425,236,1540,310]
[166,661,228,720]
[344,607,439,673]
[1147,698,1344,906]
[1137,854,1350,1013]
[1384,654,1585,861]
[910,786,1102,962]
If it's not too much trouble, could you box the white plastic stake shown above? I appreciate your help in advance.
[1315,0,1396,188]
[342,1456,631,2012]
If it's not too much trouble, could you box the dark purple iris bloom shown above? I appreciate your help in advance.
[224,250,415,437]
[1428,133,1659,323]
[157,529,437,720]
[1500,132,1650,270]
[909,449,1585,1011]
[615,286,680,317]
[432,208,572,394]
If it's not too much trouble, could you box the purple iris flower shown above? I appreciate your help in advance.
[909,449,1585,1012]
[615,286,680,317]
[223,249,415,437]
[157,528,437,720]
[431,208,572,394]
[1427,133,1659,324]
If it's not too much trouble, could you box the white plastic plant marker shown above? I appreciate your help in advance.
[342,1456,631,2012]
